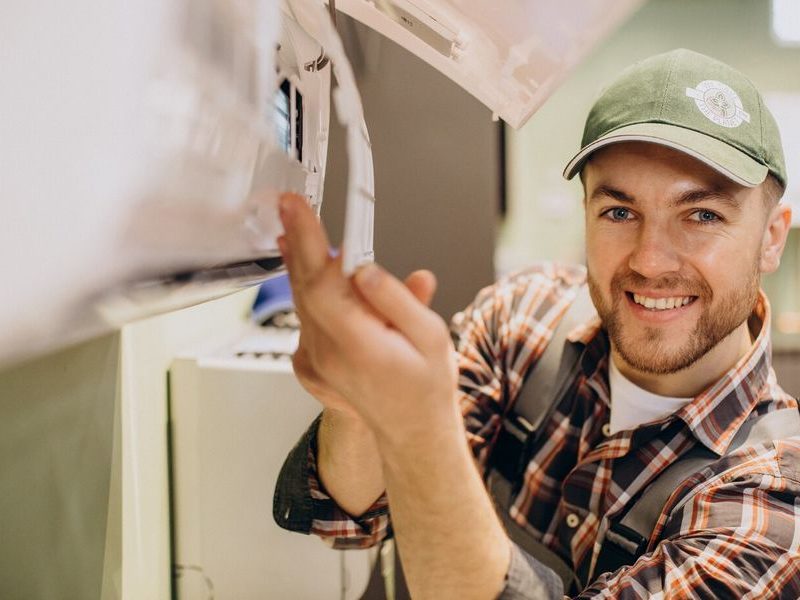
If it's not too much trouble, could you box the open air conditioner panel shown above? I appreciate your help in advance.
[332,0,644,128]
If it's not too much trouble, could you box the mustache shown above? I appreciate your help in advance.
[610,271,712,298]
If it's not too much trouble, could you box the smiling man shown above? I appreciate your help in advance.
[274,49,800,599]
[584,143,782,398]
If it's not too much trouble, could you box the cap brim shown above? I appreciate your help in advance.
[562,123,768,187]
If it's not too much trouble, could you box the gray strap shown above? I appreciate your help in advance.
[512,284,595,433]
[618,407,800,549]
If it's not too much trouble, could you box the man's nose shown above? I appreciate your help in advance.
[627,222,683,279]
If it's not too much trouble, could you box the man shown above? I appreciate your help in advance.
[273,49,799,598]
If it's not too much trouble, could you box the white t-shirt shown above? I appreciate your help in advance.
[608,358,694,435]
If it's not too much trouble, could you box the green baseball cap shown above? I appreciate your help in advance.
[563,49,786,188]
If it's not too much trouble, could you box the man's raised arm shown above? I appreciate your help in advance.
[276,192,562,599]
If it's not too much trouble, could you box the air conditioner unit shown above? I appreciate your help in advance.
[1,0,643,365]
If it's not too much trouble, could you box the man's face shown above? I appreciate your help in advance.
[583,143,771,375]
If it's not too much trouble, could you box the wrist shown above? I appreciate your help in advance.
[317,407,385,517]
[322,406,371,434]
[319,407,376,464]
[374,398,468,471]
[373,397,510,600]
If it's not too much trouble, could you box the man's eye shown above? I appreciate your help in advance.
[604,207,632,221]
[690,210,721,223]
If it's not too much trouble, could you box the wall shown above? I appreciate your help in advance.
[0,334,120,600]
[0,288,255,600]
[322,15,501,320]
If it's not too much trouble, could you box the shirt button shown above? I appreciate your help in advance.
[566,513,580,528]
[602,423,612,437]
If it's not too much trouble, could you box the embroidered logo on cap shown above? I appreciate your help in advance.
[685,80,750,128]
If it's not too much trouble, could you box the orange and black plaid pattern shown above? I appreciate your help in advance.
[307,262,800,598]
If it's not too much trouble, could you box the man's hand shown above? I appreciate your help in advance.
[291,269,439,421]
[278,192,510,599]
[283,207,442,515]
[278,192,458,445]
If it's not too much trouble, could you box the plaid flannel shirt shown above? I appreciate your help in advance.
[273,262,800,598]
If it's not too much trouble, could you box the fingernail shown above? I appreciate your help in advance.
[357,263,381,289]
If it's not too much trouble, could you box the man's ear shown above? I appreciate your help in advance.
[760,204,792,274]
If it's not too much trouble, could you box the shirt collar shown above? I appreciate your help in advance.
[676,291,772,455]
[567,290,773,456]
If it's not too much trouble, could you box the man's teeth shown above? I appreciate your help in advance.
[632,294,693,310]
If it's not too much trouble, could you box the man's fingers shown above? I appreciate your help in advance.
[349,268,434,325]
[404,270,437,307]
[279,192,331,287]
[353,264,447,354]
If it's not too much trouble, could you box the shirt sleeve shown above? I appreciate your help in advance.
[499,541,565,600]
[272,413,391,549]
[574,466,800,599]
[452,277,511,470]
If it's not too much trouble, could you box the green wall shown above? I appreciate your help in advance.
[0,334,120,600]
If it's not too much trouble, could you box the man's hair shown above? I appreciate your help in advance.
[763,173,785,209]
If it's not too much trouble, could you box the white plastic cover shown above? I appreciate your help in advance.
[0,0,330,366]
[334,0,645,128]
[287,0,376,273]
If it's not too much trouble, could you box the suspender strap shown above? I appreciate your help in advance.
[491,285,594,484]
[594,406,800,579]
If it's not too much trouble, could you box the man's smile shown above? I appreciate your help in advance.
[628,292,698,310]
[623,291,699,322]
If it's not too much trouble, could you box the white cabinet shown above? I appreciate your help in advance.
[169,332,372,599]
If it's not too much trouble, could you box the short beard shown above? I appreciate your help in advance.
[587,266,759,375]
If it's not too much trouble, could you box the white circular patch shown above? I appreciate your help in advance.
[685,80,751,128]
